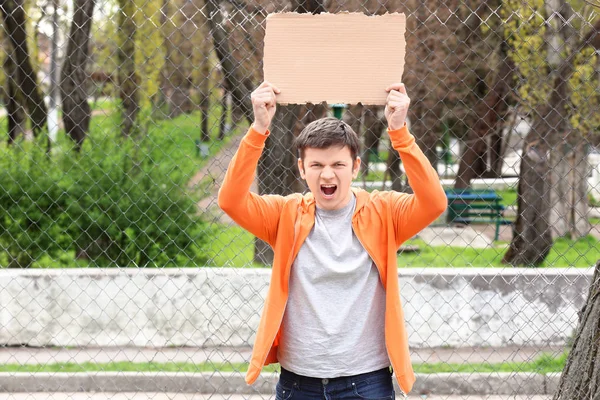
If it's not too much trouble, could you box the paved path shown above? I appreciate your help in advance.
[189,131,252,225]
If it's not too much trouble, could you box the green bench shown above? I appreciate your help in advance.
[445,189,512,241]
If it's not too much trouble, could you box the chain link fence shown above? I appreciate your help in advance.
[1,0,600,398]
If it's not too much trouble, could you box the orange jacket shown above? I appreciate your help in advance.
[218,124,447,395]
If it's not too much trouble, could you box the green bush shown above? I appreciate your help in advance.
[0,144,71,268]
[0,138,207,268]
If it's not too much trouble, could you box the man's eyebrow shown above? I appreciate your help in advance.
[308,160,348,165]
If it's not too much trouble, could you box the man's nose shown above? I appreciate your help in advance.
[321,166,335,179]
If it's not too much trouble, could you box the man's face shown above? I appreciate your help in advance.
[298,145,361,211]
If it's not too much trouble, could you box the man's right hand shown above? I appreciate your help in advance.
[251,82,280,134]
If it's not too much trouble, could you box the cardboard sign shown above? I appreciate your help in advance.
[263,12,406,105]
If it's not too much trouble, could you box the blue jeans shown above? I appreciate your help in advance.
[275,367,395,400]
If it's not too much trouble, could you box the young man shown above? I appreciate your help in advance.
[218,81,447,399]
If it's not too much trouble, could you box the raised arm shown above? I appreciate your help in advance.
[384,83,447,246]
[218,82,285,246]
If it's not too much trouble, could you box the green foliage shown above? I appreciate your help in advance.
[134,0,166,133]
[502,0,600,135]
[569,47,600,133]
[63,138,206,267]
[0,136,208,268]
[502,0,550,112]
[0,143,70,268]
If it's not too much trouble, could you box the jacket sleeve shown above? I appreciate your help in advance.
[387,125,447,247]
[217,126,285,246]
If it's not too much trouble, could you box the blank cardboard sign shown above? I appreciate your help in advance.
[263,12,406,105]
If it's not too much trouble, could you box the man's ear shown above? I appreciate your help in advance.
[352,157,361,179]
[298,158,306,179]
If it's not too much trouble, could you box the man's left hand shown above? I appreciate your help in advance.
[384,83,410,130]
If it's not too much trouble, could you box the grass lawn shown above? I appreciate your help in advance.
[0,352,567,374]
[414,351,567,374]
[397,235,600,268]
[496,188,517,206]
[208,224,600,268]
[204,225,264,268]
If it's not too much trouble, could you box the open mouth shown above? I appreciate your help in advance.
[320,184,337,198]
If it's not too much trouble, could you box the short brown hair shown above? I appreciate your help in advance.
[293,117,360,161]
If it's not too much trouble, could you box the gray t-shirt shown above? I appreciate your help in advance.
[277,194,389,377]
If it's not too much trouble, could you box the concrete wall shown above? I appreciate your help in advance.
[0,268,592,348]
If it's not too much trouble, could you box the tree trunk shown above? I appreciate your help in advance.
[60,0,95,151]
[548,135,591,239]
[0,0,47,137]
[503,57,566,266]
[4,51,26,144]
[117,0,138,137]
[545,0,589,240]
[204,0,252,125]
[342,104,364,185]
[200,37,210,142]
[504,1,598,265]
[342,104,363,135]
[552,260,600,400]
[200,87,210,142]
[218,79,229,140]
[161,0,201,119]
[504,56,569,266]
[360,106,384,177]
[570,141,592,238]
[487,128,504,177]
[548,143,571,237]
[503,142,553,266]
[386,145,405,193]
[455,40,513,189]
[455,136,487,189]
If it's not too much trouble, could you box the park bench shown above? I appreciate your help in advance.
[445,189,512,241]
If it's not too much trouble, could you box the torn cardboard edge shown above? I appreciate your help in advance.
[263,12,406,106]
